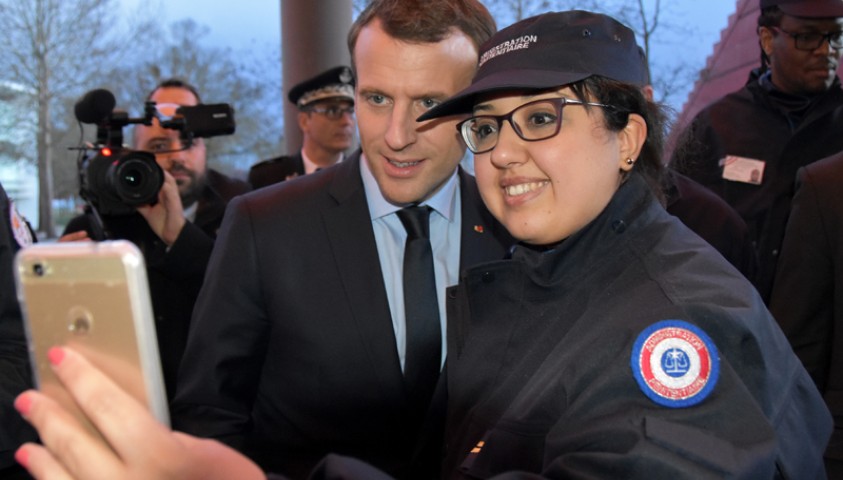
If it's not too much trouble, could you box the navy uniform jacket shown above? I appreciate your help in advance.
[770,152,843,471]
[443,173,829,479]
[63,169,250,400]
[267,173,830,479]
[248,152,305,189]
[172,152,513,479]
[671,70,843,302]
[0,182,37,476]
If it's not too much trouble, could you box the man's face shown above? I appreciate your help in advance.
[299,98,355,155]
[762,14,843,95]
[353,19,479,206]
[135,86,208,206]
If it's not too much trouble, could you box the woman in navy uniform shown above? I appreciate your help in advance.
[415,10,831,479]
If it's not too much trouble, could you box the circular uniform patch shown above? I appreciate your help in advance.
[9,201,33,248]
[630,320,719,408]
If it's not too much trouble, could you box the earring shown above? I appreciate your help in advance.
[625,158,635,165]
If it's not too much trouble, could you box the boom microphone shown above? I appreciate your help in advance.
[74,89,116,124]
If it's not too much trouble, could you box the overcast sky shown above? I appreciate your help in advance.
[122,0,739,112]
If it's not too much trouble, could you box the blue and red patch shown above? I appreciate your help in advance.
[631,320,719,408]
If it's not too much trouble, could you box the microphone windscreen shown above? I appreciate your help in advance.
[74,89,116,124]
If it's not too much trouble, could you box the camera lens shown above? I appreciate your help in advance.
[116,159,155,196]
[83,148,165,215]
[121,167,143,188]
[109,151,164,206]
[32,263,44,276]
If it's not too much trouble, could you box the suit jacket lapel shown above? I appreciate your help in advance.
[458,168,513,271]
[322,152,405,399]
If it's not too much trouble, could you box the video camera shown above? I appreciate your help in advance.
[73,88,235,218]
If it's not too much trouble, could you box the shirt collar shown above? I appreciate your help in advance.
[301,149,344,175]
[360,152,459,221]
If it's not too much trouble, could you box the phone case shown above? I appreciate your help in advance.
[14,240,169,434]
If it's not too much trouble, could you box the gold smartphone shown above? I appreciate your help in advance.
[14,240,169,435]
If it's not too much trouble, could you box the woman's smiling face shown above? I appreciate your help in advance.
[473,87,644,246]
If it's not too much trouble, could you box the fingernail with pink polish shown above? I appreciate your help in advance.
[14,393,31,417]
[47,346,65,366]
[15,447,29,469]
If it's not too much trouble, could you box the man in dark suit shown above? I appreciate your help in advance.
[63,79,250,402]
[171,1,508,478]
[249,66,356,189]
[770,151,843,477]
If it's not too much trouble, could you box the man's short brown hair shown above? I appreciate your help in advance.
[347,0,496,70]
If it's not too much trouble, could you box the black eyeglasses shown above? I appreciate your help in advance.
[456,97,614,154]
[307,105,355,119]
[771,26,843,51]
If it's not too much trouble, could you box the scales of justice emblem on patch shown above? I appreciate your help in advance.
[630,320,720,408]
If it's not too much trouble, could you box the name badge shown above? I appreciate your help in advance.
[720,155,765,185]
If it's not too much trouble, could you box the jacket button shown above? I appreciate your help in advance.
[612,220,627,233]
[482,271,494,283]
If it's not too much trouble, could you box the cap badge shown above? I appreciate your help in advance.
[630,320,719,408]
[339,67,353,85]
[478,34,538,68]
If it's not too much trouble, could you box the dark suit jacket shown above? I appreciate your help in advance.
[63,169,250,401]
[248,152,305,189]
[770,152,843,466]
[172,152,513,479]
[664,169,757,279]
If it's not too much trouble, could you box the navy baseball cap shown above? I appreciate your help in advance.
[760,0,843,17]
[418,10,645,121]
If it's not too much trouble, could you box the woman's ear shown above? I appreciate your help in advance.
[618,113,647,172]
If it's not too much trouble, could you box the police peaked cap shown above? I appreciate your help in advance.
[288,66,355,108]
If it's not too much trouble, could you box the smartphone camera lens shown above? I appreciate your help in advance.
[69,316,91,335]
[67,307,93,336]
[32,263,44,277]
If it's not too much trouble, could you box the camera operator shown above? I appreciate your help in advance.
[62,79,251,402]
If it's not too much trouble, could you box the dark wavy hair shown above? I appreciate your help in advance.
[568,76,667,204]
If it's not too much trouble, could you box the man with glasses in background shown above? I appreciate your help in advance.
[671,0,843,302]
[62,78,251,401]
[248,66,356,188]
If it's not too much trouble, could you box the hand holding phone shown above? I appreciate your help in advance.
[14,240,169,437]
